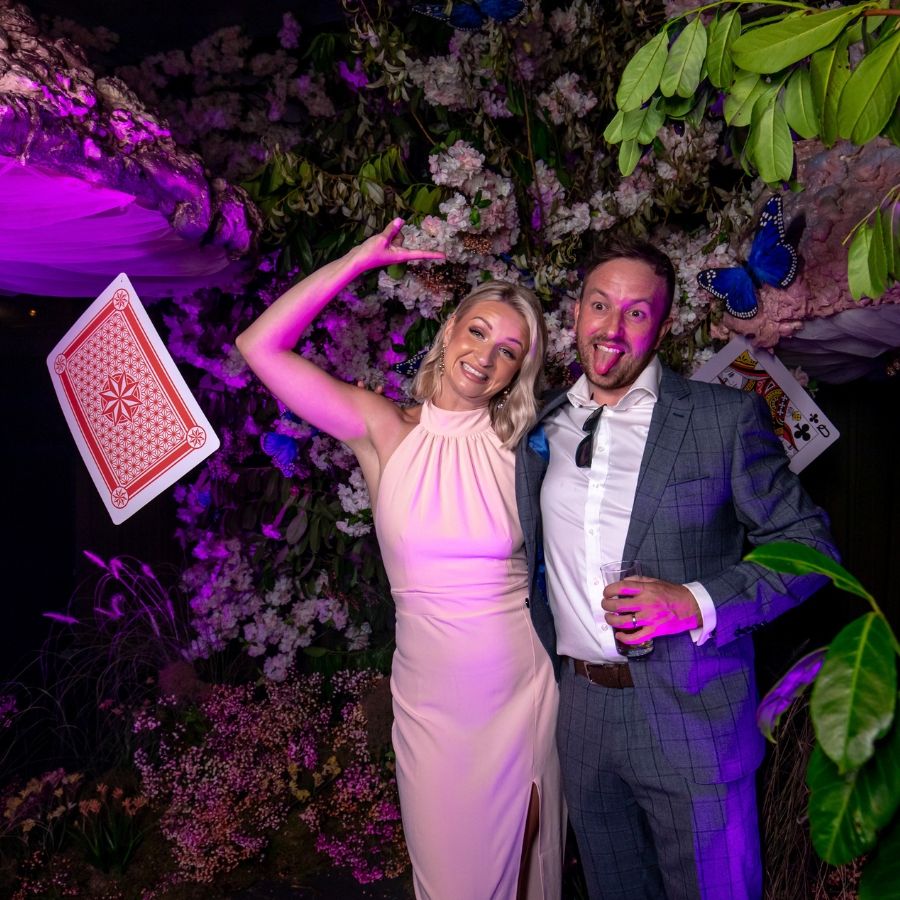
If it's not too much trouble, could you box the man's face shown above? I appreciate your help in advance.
[574,257,673,405]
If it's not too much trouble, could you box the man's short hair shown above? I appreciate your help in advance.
[581,238,677,318]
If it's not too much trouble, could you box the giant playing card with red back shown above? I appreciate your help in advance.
[47,273,219,523]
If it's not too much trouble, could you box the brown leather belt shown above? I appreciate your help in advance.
[570,658,634,688]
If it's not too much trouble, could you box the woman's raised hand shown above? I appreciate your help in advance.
[235,216,443,454]
[348,218,445,273]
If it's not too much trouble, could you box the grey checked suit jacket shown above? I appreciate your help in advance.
[515,364,837,785]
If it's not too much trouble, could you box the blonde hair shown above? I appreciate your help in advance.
[411,281,546,449]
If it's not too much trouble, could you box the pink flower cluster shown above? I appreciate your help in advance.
[132,669,406,885]
[297,671,409,882]
[133,674,330,882]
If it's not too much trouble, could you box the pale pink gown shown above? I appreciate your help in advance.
[375,400,563,900]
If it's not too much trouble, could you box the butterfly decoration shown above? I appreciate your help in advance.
[261,408,308,478]
[697,195,799,320]
[391,346,430,377]
[412,0,525,31]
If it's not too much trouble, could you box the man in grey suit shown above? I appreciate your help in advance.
[515,238,837,899]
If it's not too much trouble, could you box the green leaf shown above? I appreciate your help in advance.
[660,17,708,99]
[724,72,773,127]
[295,232,314,274]
[884,104,900,145]
[811,32,852,147]
[848,224,882,300]
[617,139,641,176]
[386,263,406,280]
[808,714,900,864]
[811,613,897,772]
[422,187,443,214]
[757,648,828,742]
[505,79,525,116]
[745,542,874,602]
[880,204,900,280]
[732,6,862,74]
[361,178,385,206]
[783,68,821,139]
[620,102,666,144]
[867,214,889,296]
[658,94,695,118]
[616,31,670,112]
[860,813,900,900]
[707,9,741,89]
[748,95,794,183]
[285,510,308,545]
[684,93,709,130]
[603,109,625,143]
[837,29,900,144]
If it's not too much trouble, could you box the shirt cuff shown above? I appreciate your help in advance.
[684,581,716,645]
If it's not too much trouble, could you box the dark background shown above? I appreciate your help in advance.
[22,0,344,62]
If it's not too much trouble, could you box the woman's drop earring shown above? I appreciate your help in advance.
[439,345,446,376]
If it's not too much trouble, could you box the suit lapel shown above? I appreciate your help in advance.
[516,390,568,517]
[623,367,693,560]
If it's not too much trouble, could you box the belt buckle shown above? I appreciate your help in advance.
[583,661,603,685]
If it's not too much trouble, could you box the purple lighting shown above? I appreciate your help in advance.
[0,160,250,298]
[0,2,261,299]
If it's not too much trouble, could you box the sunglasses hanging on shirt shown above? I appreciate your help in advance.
[575,406,604,468]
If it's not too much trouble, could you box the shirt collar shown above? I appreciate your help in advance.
[566,356,661,411]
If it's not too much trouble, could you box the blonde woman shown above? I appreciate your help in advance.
[236,219,563,899]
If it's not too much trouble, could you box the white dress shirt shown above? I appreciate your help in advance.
[541,357,716,663]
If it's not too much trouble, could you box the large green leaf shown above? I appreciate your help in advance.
[757,648,827,742]
[860,814,900,900]
[723,72,770,127]
[618,139,641,176]
[619,102,666,144]
[745,541,874,602]
[660,16,708,99]
[748,95,794,183]
[837,29,900,144]
[603,109,626,143]
[706,10,741,89]
[783,68,821,139]
[616,31,669,112]
[808,714,900,865]
[732,6,862,74]
[848,224,882,300]
[811,33,851,147]
[811,613,897,772]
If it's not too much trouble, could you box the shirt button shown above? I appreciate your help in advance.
[593,578,600,586]
[600,624,609,631]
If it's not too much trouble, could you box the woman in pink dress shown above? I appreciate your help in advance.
[237,219,563,899]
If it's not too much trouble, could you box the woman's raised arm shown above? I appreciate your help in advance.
[235,219,444,448]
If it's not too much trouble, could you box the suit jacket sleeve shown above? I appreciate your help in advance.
[699,390,838,647]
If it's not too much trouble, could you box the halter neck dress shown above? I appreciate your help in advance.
[375,400,563,899]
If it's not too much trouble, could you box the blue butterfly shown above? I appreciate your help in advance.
[391,346,430,377]
[261,409,305,477]
[413,0,525,31]
[697,195,799,320]
[261,432,298,478]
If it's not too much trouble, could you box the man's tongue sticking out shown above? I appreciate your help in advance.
[592,343,621,376]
